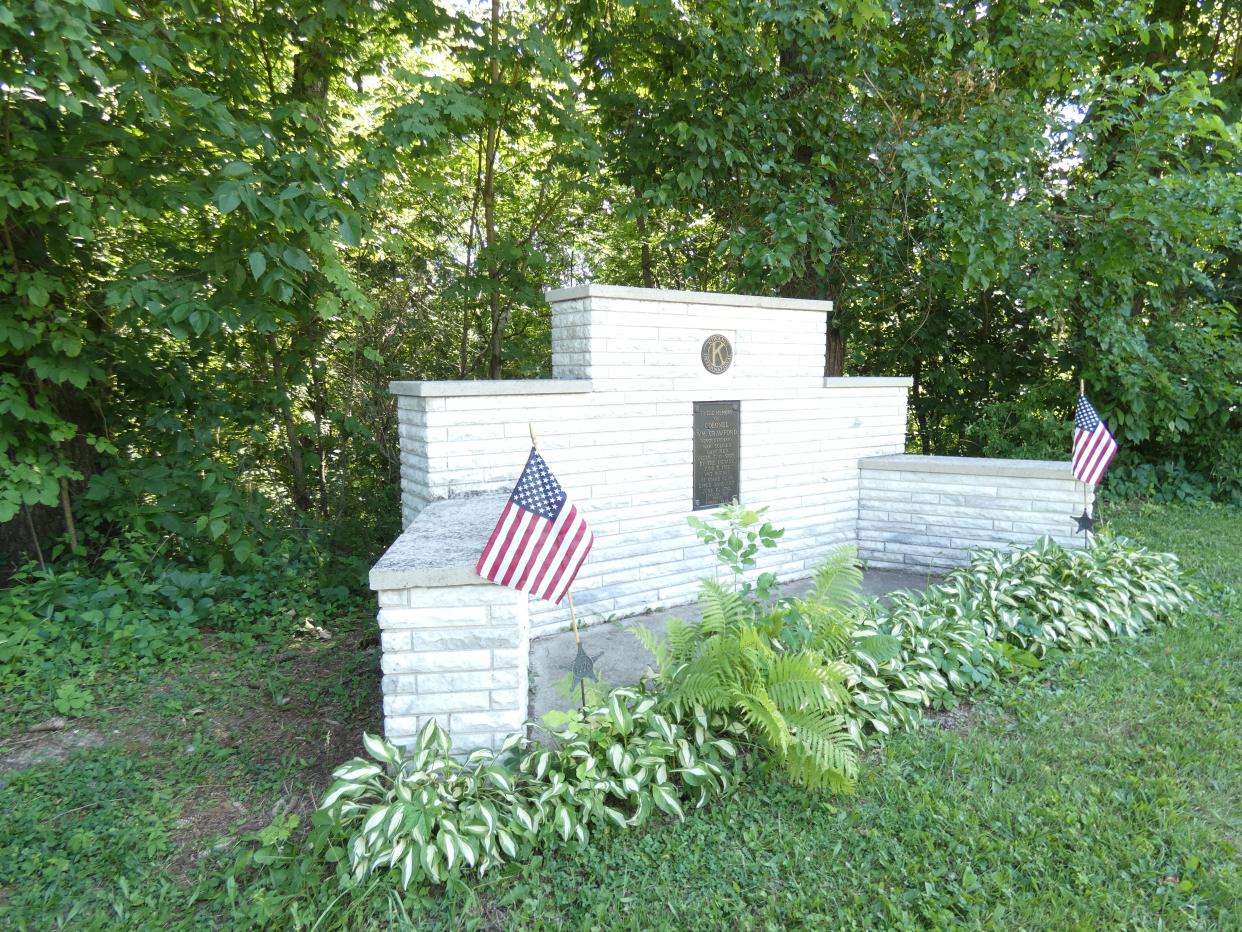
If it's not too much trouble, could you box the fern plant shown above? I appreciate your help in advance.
[638,578,858,791]
[783,548,926,741]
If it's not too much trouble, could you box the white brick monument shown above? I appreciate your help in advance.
[370,286,1090,751]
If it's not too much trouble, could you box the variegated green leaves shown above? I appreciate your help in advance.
[317,695,742,892]
[316,533,1190,896]
[849,534,1194,733]
[320,723,538,888]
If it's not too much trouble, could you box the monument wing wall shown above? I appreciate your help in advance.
[857,455,1089,572]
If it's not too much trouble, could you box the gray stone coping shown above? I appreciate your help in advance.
[389,379,593,398]
[369,494,509,590]
[823,376,913,388]
[859,454,1076,481]
[544,284,834,313]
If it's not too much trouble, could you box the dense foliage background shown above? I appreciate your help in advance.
[3,0,1240,577]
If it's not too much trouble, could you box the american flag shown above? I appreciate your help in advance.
[1072,394,1119,486]
[475,448,593,604]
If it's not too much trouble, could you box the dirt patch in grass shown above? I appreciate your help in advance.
[168,786,264,881]
[924,702,980,731]
[157,628,383,877]
[0,726,107,773]
[0,616,384,885]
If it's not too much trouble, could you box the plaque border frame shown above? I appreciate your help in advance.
[691,399,742,511]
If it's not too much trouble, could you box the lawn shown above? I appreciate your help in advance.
[1,500,1239,928]
[486,502,1242,930]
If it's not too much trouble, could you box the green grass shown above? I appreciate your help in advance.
[476,501,1242,930]
[0,501,1238,928]
[0,615,382,928]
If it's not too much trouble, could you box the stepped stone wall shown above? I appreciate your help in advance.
[391,285,909,638]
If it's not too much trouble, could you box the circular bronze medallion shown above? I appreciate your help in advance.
[700,334,733,374]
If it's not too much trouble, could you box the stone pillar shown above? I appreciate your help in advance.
[377,582,528,753]
[370,495,529,754]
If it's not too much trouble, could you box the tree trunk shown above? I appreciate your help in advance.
[59,477,80,554]
[912,355,929,454]
[309,353,330,519]
[484,0,503,379]
[824,314,845,377]
[637,212,656,288]
[266,334,311,512]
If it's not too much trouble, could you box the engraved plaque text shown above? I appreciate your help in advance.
[692,400,741,510]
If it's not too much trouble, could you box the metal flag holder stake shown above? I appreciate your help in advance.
[530,423,597,708]
[567,592,597,709]
[1071,379,1097,543]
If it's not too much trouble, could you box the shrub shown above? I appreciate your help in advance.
[0,528,364,722]
[308,692,742,892]
[1107,461,1221,504]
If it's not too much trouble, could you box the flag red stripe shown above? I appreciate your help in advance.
[510,520,553,591]
[1073,424,1117,486]
[528,506,581,598]
[484,507,530,583]
[494,509,538,585]
[1086,427,1117,481]
[538,519,588,602]
[517,504,573,594]
[505,514,552,589]
[1081,430,1113,482]
[484,504,528,581]
[1076,428,1105,474]
[476,500,516,577]
[1073,426,1100,468]
[1091,442,1117,484]
[550,530,594,604]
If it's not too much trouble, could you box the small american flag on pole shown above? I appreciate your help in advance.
[1072,394,1119,486]
[476,447,593,604]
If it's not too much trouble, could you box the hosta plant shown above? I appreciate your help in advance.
[315,689,743,892]
[938,534,1194,656]
[536,689,743,834]
[318,726,538,889]
[309,522,1193,898]
[860,588,1011,711]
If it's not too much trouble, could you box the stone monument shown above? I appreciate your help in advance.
[370,285,1089,752]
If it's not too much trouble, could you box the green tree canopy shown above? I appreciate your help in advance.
[2,0,1239,569]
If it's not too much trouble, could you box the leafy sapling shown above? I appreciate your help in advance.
[687,502,784,598]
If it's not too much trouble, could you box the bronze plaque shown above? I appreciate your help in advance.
[700,334,733,374]
[693,400,741,510]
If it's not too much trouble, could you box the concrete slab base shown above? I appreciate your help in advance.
[529,568,937,723]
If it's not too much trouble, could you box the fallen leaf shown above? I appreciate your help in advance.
[27,717,68,733]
